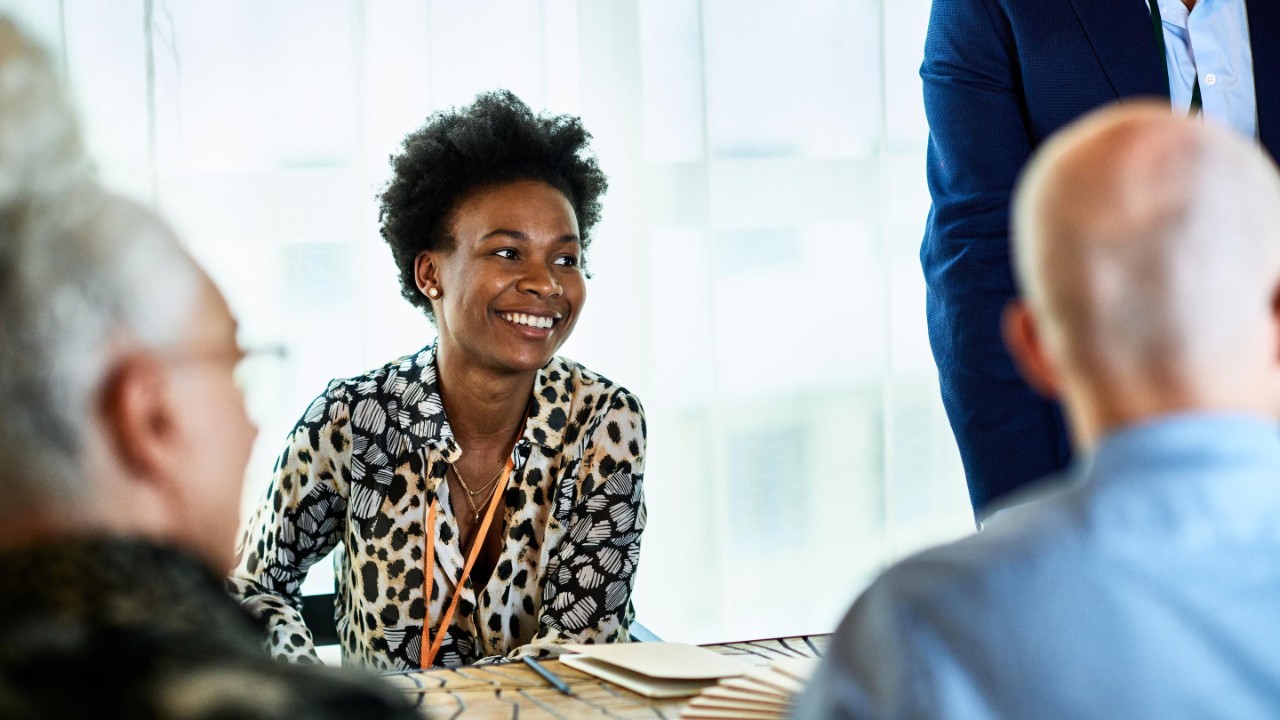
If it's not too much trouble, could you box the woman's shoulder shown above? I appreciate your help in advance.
[545,356,644,417]
[293,346,436,430]
[543,357,647,474]
[321,345,435,401]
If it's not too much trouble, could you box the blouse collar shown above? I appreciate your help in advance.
[392,344,572,460]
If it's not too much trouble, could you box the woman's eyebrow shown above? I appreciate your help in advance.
[480,228,580,243]
[480,228,528,241]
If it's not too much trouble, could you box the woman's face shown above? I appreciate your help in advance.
[420,179,586,376]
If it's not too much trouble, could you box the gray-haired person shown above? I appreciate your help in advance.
[0,19,416,719]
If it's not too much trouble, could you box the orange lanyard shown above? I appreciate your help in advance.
[420,455,515,668]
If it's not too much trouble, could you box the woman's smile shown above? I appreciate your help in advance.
[488,302,570,351]
[498,310,560,333]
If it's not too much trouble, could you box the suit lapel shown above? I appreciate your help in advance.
[1247,0,1280,158]
[1067,0,1170,100]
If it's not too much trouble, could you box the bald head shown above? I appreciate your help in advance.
[1009,103,1280,444]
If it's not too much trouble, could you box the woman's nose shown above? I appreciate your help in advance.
[519,263,563,297]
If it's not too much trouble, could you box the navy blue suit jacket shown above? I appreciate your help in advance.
[921,0,1280,515]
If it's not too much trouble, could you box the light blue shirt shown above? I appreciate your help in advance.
[794,414,1280,719]
[1156,0,1257,138]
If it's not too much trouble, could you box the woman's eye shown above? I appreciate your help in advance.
[494,248,518,260]
[554,255,579,267]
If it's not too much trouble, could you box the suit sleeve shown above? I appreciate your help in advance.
[228,383,353,664]
[920,0,1070,512]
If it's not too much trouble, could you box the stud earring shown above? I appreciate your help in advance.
[427,287,441,299]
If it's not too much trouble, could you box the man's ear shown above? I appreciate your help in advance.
[1271,285,1280,366]
[101,355,179,481]
[1003,300,1062,399]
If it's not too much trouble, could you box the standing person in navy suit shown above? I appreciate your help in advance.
[922,0,1280,516]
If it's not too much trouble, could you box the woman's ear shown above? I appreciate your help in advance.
[414,252,440,299]
[1003,300,1062,399]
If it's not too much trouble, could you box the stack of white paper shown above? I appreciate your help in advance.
[678,657,820,720]
[559,642,750,699]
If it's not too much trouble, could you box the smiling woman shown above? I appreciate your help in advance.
[229,91,647,670]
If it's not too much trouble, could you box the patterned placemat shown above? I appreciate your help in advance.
[384,635,831,719]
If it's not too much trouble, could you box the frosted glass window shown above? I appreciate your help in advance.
[0,0,971,646]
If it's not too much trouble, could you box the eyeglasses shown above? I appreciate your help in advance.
[159,343,286,382]
[158,342,289,423]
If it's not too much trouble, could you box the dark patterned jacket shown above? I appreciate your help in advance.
[231,345,647,670]
[0,537,417,720]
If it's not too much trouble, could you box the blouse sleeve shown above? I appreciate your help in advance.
[511,388,648,659]
[228,383,353,664]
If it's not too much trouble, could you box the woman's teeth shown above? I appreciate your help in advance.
[501,312,555,329]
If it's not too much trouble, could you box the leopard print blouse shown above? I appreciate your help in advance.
[229,344,647,670]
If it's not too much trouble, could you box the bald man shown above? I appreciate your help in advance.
[792,103,1280,719]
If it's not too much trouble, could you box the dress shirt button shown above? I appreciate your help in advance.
[1204,72,1217,86]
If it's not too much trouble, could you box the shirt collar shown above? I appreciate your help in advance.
[1087,411,1280,484]
[1155,0,1190,28]
[393,344,571,457]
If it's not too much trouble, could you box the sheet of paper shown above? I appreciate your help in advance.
[687,694,789,713]
[559,654,713,699]
[700,685,791,707]
[679,657,816,717]
[561,642,749,680]
[679,708,784,720]
[742,666,807,695]
[718,676,791,698]
[772,657,821,683]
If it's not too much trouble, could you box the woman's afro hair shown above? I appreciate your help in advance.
[378,90,608,317]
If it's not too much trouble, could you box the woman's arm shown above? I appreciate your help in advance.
[228,383,353,664]
[511,388,647,659]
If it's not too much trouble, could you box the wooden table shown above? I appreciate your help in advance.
[384,634,830,719]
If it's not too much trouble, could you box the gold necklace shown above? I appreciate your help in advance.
[448,463,504,522]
